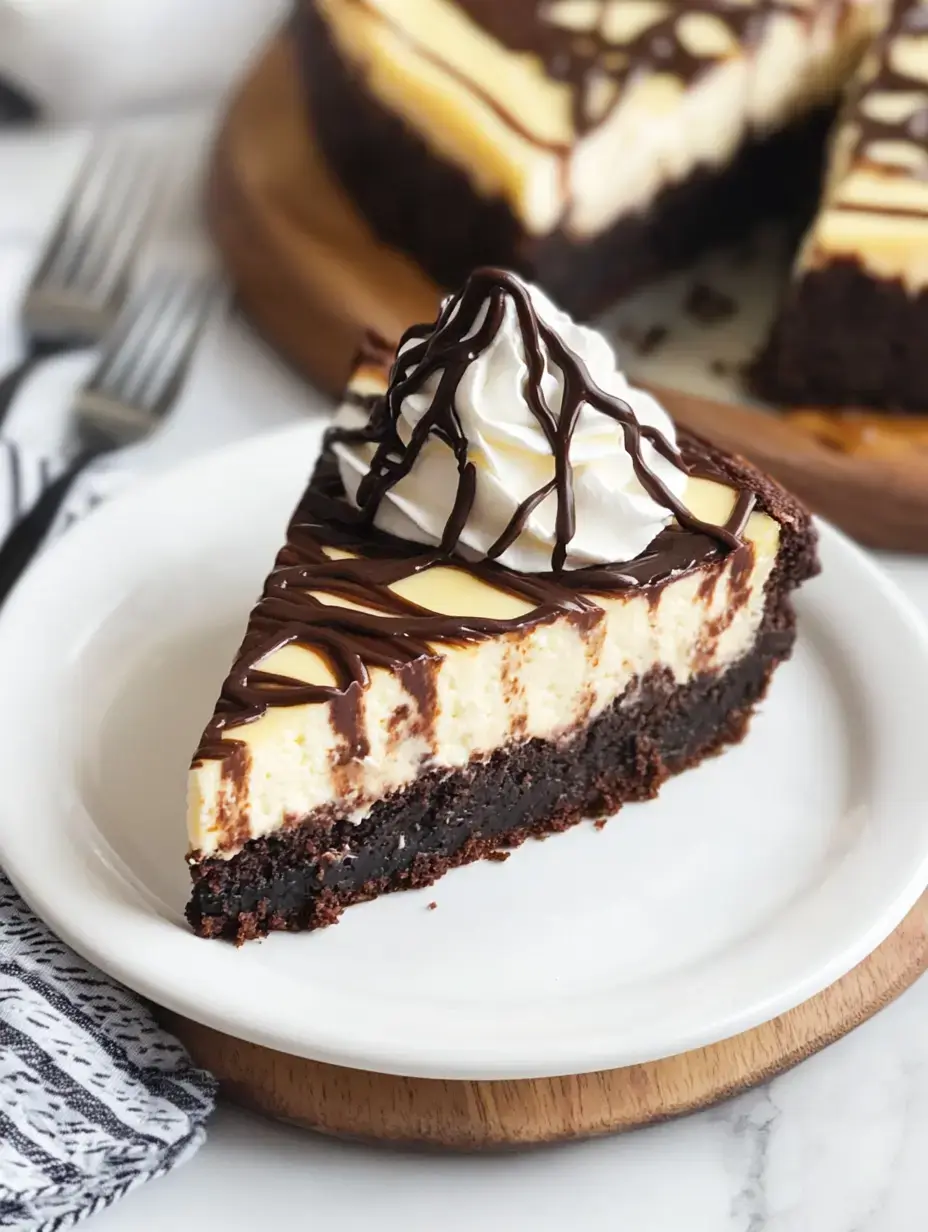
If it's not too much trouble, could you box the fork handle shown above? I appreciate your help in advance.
[0,450,98,609]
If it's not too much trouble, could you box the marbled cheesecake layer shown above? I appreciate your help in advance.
[307,0,877,240]
[795,0,928,287]
[187,373,785,863]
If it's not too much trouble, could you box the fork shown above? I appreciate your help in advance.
[0,269,222,606]
[0,135,163,426]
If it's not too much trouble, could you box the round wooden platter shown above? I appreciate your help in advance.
[208,34,928,553]
[162,894,928,1148]
[185,35,928,1144]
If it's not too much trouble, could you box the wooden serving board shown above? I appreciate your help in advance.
[164,892,928,1147]
[207,35,928,553]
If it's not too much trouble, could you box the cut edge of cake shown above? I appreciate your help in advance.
[752,0,928,412]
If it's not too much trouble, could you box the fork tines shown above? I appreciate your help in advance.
[76,272,222,449]
[27,135,167,342]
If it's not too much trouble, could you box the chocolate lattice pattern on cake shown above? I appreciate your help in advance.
[460,0,813,135]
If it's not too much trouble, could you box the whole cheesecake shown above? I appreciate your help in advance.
[186,269,818,942]
[294,0,877,318]
[292,0,928,414]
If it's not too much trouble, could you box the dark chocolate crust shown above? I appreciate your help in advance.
[750,258,928,413]
[294,1,829,319]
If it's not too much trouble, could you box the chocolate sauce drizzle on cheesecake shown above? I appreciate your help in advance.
[340,0,815,143]
[195,269,753,764]
[332,268,744,569]
[842,0,928,188]
[452,0,812,136]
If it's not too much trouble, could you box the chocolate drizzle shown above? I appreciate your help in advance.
[340,0,817,147]
[195,269,753,766]
[332,268,744,569]
[844,0,928,181]
[454,0,812,136]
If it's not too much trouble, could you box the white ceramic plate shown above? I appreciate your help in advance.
[1,423,927,1080]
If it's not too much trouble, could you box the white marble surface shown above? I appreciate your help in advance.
[3,123,928,1232]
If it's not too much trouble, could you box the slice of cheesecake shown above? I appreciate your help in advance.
[753,0,928,412]
[295,0,877,316]
[186,269,818,942]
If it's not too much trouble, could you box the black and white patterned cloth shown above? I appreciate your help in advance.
[0,874,216,1230]
[0,436,129,551]
[0,272,217,1227]
[0,438,58,536]
[0,437,214,1224]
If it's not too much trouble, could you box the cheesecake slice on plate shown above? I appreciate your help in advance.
[186,269,818,942]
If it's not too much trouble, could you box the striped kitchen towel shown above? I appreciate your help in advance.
[0,874,216,1230]
[0,439,56,537]
[0,437,130,552]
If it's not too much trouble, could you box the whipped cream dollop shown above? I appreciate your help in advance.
[333,279,689,571]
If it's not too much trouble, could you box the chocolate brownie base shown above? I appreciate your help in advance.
[188,627,788,943]
[751,259,928,413]
[295,1,829,318]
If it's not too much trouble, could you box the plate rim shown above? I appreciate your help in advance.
[2,423,928,1080]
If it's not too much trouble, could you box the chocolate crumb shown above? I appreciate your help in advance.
[618,322,668,356]
[594,818,608,831]
[685,283,736,325]
[487,850,511,862]
[427,901,437,910]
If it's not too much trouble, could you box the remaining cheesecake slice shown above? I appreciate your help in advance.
[753,0,928,411]
[295,0,876,317]
[186,269,818,943]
